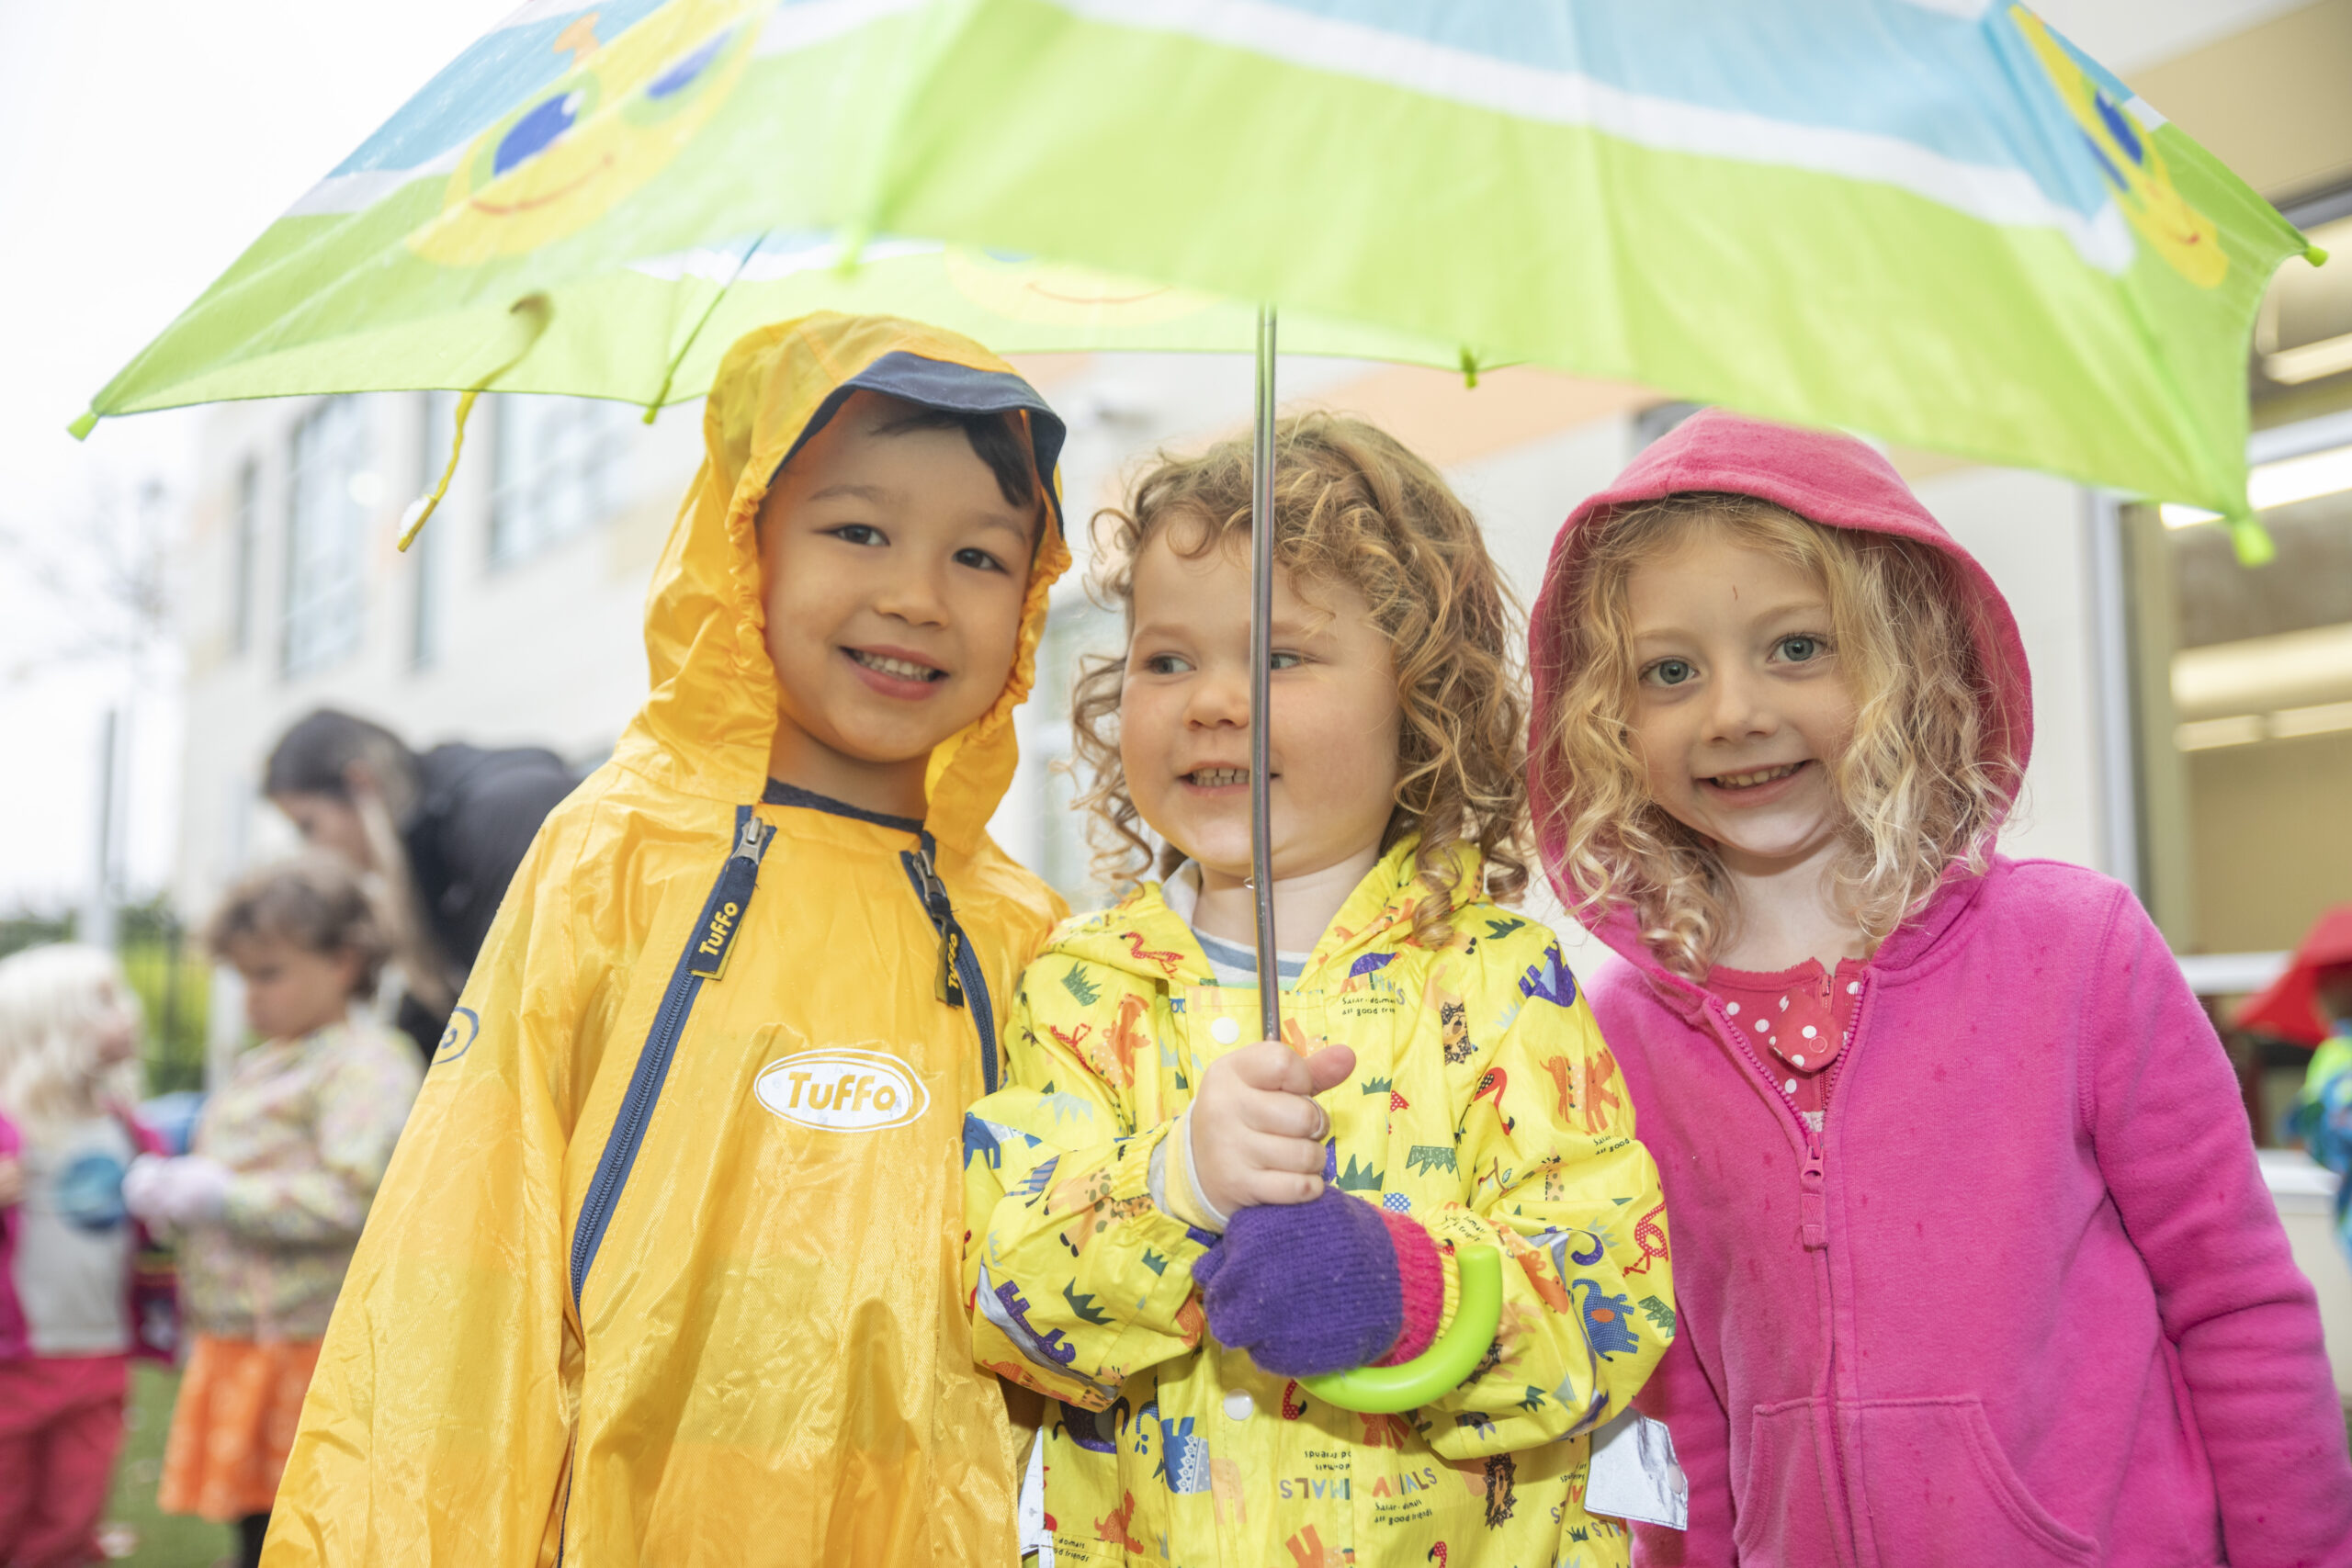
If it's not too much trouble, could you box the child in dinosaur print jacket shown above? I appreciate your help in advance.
[964,414,1671,1568]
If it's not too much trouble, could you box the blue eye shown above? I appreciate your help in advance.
[1778,636,1823,662]
[1644,658,1695,687]
[1269,651,1304,671]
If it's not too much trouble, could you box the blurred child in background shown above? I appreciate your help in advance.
[2244,905,2352,1263]
[125,857,421,1568]
[0,943,171,1568]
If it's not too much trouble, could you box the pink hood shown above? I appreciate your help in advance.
[1528,407,2032,926]
[1523,411,2352,1567]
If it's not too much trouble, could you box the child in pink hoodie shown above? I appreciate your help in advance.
[1527,409,2352,1567]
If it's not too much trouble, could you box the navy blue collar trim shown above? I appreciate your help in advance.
[762,779,923,836]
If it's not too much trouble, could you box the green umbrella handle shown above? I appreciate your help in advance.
[1297,1245,1502,1414]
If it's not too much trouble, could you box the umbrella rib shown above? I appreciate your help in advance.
[640,231,774,423]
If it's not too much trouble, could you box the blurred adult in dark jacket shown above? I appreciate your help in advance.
[261,710,576,1058]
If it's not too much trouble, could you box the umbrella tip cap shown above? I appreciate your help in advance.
[2228,514,2278,567]
[68,411,97,441]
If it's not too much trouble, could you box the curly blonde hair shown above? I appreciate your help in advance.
[1070,412,1529,944]
[1537,493,2018,977]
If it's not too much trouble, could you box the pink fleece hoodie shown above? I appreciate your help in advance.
[1529,410,2352,1568]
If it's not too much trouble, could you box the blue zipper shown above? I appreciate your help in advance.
[900,830,999,1094]
[569,806,772,1306]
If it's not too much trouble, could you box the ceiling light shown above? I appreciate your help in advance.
[2162,442,2352,528]
[2175,700,2352,750]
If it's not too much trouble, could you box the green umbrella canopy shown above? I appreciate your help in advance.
[82,0,2319,558]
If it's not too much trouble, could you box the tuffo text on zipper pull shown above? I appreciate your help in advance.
[910,846,966,1008]
[687,815,770,982]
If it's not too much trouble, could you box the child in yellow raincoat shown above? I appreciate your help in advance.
[266,315,1073,1567]
[966,415,1672,1568]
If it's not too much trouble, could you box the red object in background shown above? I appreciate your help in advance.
[2235,905,2352,1047]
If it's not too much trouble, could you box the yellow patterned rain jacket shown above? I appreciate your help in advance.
[965,840,1673,1568]
[266,315,1071,1568]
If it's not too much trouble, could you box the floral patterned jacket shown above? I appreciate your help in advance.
[181,1020,423,1341]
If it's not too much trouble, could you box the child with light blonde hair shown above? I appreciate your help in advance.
[0,942,172,1568]
[967,412,1671,1568]
[1527,408,2352,1565]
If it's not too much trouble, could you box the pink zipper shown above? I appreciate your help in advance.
[1699,972,1871,1562]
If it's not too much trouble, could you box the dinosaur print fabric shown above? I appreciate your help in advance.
[964,837,1673,1566]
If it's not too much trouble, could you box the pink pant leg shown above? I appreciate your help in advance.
[0,1419,38,1563]
[0,1356,130,1568]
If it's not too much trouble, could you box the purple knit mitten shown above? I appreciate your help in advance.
[1193,1188,1402,1377]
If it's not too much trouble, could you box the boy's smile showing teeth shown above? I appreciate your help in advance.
[1182,765,1257,790]
[845,646,948,686]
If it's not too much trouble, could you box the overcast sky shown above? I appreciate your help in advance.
[0,1,493,908]
[0,0,2309,910]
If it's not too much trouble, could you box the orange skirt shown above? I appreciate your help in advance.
[158,1335,322,1521]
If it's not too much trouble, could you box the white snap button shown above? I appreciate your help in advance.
[1210,1017,1240,1045]
[1223,1390,1254,1420]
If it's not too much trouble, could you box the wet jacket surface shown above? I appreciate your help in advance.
[266,315,1072,1568]
[966,840,1673,1568]
[1527,410,2352,1568]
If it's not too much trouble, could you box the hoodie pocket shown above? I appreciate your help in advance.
[1854,1398,2096,1566]
[1731,1398,1842,1567]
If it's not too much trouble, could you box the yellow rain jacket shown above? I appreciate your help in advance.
[965,840,1673,1568]
[268,315,1072,1568]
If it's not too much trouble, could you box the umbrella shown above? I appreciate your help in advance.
[78,0,2316,1122]
[80,3,2316,515]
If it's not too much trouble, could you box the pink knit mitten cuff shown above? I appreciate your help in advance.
[1373,1211,1446,1366]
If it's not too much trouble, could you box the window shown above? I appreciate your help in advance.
[412,389,457,669]
[489,394,633,567]
[2127,416,2352,955]
[230,457,259,656]
[1031,599,1125,903]
[281,397,371,679]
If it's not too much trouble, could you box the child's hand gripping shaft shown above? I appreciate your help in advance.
[1188,1041,1357,1213]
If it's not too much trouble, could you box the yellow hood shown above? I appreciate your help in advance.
[613,310,1072,851]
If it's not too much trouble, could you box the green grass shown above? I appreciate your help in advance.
[104,1363,232,1567]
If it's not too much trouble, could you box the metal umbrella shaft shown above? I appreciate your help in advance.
[1249,305,1281,1043]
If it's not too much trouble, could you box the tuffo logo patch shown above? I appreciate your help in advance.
[755,1049,928,1133]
